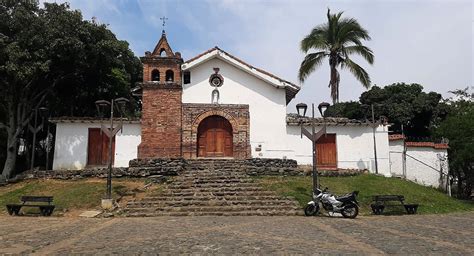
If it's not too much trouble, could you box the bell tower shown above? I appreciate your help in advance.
[137,30,183,158]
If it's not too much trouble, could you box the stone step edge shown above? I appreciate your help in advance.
[126,201,300,207]
[123,210,304,216]
[123,206,302,212]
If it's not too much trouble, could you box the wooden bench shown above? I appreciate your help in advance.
[371,195,418,215]
[6,196,55,216]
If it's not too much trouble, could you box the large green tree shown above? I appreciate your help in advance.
[0,1,141,179]
[434,88,473,198]
[298,9,374,103]
[325,83,443,137]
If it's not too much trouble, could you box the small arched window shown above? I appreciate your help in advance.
[151,69,160,81]
[160,48,166,57]
[166,70,174,82]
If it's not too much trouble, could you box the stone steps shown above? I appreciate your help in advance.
[175,174,253,182]
[157,191,277,197]
[169,180,256,184]
[125,210,303,217]
[127,197,298,207]
[158,187,268,193]
[127,199,299,207]
[167,183,259,189]
[178,175,249,180]
[124,205,302,214]
[139,195,286,201]
[123,159,302,216]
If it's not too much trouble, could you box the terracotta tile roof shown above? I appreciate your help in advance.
[183,47,217,64]
[286,113,379,126]
[389,134,449,149]
[389,134,405,141]
[49,117,140,124]
[434,143,449,149]
[405,141,435,147]
[405,141,449,149]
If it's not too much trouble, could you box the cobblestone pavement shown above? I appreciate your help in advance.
[0,212,473,255]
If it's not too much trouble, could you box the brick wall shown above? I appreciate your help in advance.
[137,32,184,159]
[142,58,182,83]
[182,104,251,159]
[138,83,182,158]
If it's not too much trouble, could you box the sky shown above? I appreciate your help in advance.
[41,0,473,115]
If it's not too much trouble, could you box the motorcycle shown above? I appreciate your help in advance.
[304,187,359,218]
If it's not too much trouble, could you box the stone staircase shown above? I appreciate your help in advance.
[123,159,303,216]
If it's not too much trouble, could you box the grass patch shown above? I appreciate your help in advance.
[257,174,474,215]
[0,178,160,216]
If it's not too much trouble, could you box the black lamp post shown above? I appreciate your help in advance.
[95,97,129,200]
[296,102,330,192]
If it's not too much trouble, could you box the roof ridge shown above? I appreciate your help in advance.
[183,46,299,89]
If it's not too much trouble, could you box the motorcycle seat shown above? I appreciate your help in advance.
[336,194,354,202]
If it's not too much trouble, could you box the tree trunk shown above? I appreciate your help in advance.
[329,60,340,104]
[1,142,17,179]
[1,103,20,179]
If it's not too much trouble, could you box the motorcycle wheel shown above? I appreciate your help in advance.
[341,204,359,219]
[304,204,320,216]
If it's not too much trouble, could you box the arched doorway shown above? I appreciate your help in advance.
[197,115,233,157]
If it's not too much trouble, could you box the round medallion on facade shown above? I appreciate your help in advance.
[209,67,224,87]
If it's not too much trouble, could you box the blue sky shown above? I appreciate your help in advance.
[41,0,473,114]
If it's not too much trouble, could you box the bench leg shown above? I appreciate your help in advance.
[404,205,418,214]
[39,206,55,216]
[46,207,54,216]
[7,206,21,216]
[39,207,48,216]
[371,204,385,215]
[376,206,384,215]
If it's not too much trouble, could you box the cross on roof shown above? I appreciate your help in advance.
[160,16,168,29]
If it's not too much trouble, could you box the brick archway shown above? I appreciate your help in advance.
[197,115,233,157]
[192,110,238,133]
[182,104,250,159]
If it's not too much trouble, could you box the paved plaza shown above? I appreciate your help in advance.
[0,212,473,255]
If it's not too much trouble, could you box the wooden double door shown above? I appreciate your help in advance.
[316,134,337,170]
[197,116,233,157]
[87,128,115,166]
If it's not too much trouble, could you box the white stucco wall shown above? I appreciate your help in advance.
[389,140,448,188]
[388,140,404,177]
[285,124,391,176]
[52,122,141,170]
[182,58,289,158]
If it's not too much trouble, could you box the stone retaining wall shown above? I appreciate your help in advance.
[244,158,300,176]
[16,158,363,180]
[17,166,180,180]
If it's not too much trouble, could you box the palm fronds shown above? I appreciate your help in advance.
[298,8,374,103]
[298,51,327,82]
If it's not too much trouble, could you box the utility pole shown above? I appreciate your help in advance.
[401,124,407,178]
[311,104,318,190]
[371,104,379,174]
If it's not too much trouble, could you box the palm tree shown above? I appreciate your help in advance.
[298,9,374,103]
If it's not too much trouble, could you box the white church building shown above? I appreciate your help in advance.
[50,32,449,188]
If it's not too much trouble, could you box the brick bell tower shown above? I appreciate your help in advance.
[137,30,183,158]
